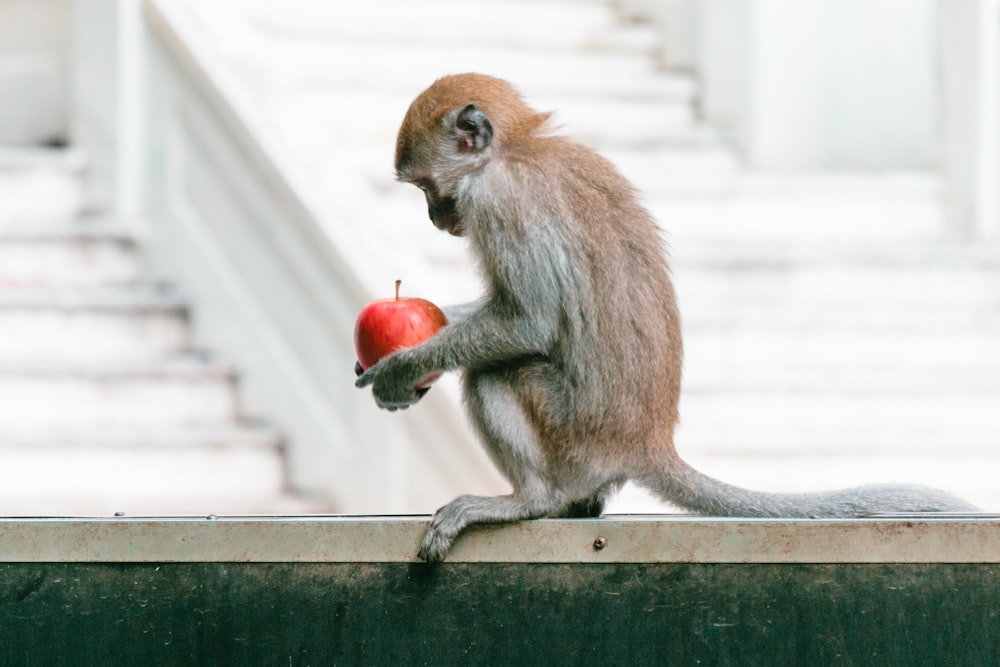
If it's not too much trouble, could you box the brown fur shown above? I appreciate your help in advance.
[358,73,976,562]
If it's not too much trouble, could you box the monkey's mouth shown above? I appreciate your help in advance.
[428,196,465,236]
[436,219,465,237]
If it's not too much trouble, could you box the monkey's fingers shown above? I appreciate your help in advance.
[354,361,364,377]
[355,368,376,388]
[374,388,428,411]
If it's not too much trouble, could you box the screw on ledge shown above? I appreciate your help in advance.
[593,536,608,551]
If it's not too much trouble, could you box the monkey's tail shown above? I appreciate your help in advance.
[645,457,978,518]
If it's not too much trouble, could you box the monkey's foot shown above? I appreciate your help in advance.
[417,525,454,563]
[418,496,480,562]
[418,492,567,562]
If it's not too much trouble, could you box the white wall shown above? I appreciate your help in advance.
[699,0,938,170]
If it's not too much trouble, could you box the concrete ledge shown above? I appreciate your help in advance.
[3,517,998,665]
[2,515,998,563]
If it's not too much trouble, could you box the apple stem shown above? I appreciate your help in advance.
[395,279,402,301]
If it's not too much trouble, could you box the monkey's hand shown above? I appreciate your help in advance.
[354,351,431,411]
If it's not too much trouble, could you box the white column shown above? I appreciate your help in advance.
[618,0,699,70]
[0,0,71,145]
[939,0,1000,239]
[698,0,937,170]
[70,0,119,212]
[115,0,146,226]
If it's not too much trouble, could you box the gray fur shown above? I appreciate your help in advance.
[356,74,977,562]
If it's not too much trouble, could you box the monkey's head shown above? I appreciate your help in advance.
[394,73,551,236]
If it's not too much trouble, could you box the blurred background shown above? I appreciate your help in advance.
[0,0,996,516]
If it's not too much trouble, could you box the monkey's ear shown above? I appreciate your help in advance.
[455,104,493,152]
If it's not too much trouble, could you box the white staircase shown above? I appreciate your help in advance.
[172,0,1000,512]
[91,0,998,514]
[665,178,1000,512]
[0,149,310,515]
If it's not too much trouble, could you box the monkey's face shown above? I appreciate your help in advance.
[396,88,498,239]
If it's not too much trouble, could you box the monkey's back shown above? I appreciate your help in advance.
[498,136,684,461]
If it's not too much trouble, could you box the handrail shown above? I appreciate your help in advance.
[143,0,372,298]
[139,0,507,512]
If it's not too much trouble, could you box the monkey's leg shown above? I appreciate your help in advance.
[559,481,623,518]
[418,372,566,563]
[418,491,565,562]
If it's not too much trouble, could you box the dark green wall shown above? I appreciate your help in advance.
[2,562,998,666]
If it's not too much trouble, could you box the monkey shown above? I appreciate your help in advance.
[355,73,977,563]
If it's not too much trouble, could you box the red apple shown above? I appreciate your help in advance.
[354,280,448,388]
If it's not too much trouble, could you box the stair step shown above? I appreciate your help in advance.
[604,145,743,197]
[676,393,1000,456]
[0,221,141,286]
[0,495,328,518]
[0,286,190,361]
[655,197,945,243]
[652,172,947,242]
[0,422,282,449]
[0,442,287,516]
[674,237,1000,270]
[677,243,1000,332]
[538,97,697,149]
[684,355,1000,394]
[0,151,83,224]
[278,87,699,162]
[688,329,1000,372]
[681,305,1000,338]
[242,38,692,102]
[675,263,1000,311]
[0,356,239,428]
[0,146,87,170]
[211,0,659,55]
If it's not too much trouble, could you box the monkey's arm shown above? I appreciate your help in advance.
[351,296,483,398]
[356,297,558,411]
